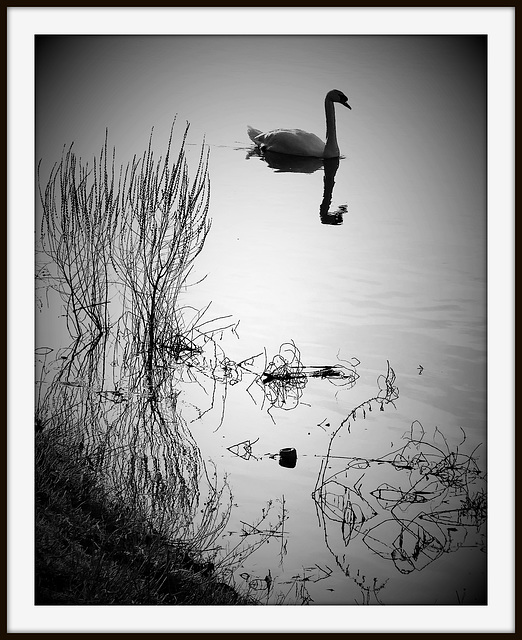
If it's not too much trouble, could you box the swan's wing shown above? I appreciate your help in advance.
[252,128,326,157]
[247,126,263,143]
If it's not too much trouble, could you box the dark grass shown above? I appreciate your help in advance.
[35,429,257,606]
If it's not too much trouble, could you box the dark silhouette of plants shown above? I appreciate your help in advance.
[244,340,360,423]
[35,122,255,602]
[313,403,486,585]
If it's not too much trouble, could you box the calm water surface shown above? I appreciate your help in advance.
[36,35,487,605]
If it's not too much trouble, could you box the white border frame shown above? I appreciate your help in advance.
[8,7,514,633]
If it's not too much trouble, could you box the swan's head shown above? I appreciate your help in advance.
[327,89,351,109]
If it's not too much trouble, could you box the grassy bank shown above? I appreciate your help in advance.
[35,429,256,606]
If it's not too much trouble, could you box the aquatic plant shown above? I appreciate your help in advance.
[35,121,256,601]
[312,408,486,584]
[245,340,360,423]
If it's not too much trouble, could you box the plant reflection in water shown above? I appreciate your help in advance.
[246,340,360,423]
[313,416,486,582]
[35,122,289,596]
[223,351,485,603]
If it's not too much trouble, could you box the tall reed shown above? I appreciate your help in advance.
[37,121,231,572]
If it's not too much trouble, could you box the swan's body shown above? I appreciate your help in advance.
[248,89,351,159]
[247,127,327,158]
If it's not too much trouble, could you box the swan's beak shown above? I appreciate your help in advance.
[343,101,352,110]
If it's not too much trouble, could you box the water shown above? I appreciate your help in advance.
[36,35,487,606]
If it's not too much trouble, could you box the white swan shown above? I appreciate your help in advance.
[247,89,351,159]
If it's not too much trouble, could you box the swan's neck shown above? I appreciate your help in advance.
[324,98,340,158]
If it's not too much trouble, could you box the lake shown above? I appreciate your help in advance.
[35,34,487,606]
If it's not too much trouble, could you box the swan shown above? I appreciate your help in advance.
[247,89,351,159]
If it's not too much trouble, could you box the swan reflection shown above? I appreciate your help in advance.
[246,149,348,225]
[319,157,347,226]
[246,147,323,174]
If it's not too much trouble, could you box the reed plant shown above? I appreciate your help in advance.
[36,121,266,605]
